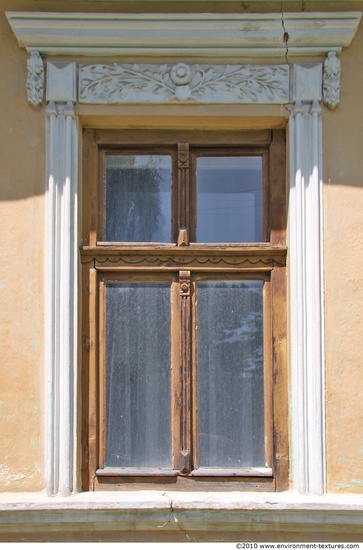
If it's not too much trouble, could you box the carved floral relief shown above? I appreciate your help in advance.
[79,62,290,104]
[26,51,44,108]
[323,52,341,110]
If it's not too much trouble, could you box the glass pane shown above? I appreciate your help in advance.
[105,282,172,468]
[196,156,262,243]
[105,155,172,242]
[197,280,265,468]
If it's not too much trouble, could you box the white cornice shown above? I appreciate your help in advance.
[6,11,362,58]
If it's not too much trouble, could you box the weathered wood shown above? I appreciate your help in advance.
[179,270,192,473]
[96,468,179,477]
[177,143,190,243]
[94,128,272,147]
[191,468,273,477]
[271,264,289,491]
[98,276,106,470]
[85,267,98,491]
[264,279,274,470]
[94,476,275,492]
[270,129,286,246]
[82,129,98,247]
[81,128,288,491]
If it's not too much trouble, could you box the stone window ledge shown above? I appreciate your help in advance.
[0,491,363,541]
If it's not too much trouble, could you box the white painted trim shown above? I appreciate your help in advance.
[6,11,361,58]
[45,63,78,495]
[289,99,325,495]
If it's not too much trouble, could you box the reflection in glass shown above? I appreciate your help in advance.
[197,280,265,468]
[105,282,172,468]
[196,156,262,243]
[105,155,172,242]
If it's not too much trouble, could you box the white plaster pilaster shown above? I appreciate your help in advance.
[45,62,78,496]
[289,65,325,495]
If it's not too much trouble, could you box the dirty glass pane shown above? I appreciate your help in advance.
[196,156,262,243]
[197,280,265,468]
[105,155,172,242]
[104,282,172,468]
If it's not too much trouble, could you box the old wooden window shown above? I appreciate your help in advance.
[81,129,288,491]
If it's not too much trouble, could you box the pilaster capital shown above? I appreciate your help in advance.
[292,63,322,103]
[46,62,77,104]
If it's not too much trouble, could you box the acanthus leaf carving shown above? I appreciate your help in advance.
[26,51,44,108]
[323,52,341,110]
[79,63,290,105]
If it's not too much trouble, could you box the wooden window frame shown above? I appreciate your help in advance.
[81,129,288,492]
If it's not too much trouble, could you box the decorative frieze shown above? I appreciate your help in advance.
[79,63,290,105]
[26,51,44,108]
[23,55,344,109]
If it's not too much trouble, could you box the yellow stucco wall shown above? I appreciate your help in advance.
[323,16,363,493]
[0,1,45,491]
[0,0,362,493]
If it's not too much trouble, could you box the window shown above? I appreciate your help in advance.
[81,129,288,491]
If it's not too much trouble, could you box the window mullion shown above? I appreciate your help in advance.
[178,270,192,473]
[177,143,190,246]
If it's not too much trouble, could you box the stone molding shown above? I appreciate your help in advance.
[0,492,363,541]
[6,11,362,58]
[79,62,290,104]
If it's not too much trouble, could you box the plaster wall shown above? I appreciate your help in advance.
[0,1,45,491]
[0,0,362,494]
[323,17,363,493]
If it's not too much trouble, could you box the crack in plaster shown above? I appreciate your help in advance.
[160,492,193,541]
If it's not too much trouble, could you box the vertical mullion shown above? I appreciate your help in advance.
[191,276,199,470]
[189,150,197,243]
[83,130,98,247]
[87,267,98,490]
[262,149,270,243]
[263,278,273,469]
[269,130,286,246]
[177,143,190,246]
[98,276,106,471]
[171,278,181,470]
[178,270,192,473]
[97,149,106,244]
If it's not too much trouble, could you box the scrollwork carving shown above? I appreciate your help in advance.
[79,63,289,105]
[88,255,285,268]
[26,51,44,108]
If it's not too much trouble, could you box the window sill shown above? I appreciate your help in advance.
[0,491,362,541]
